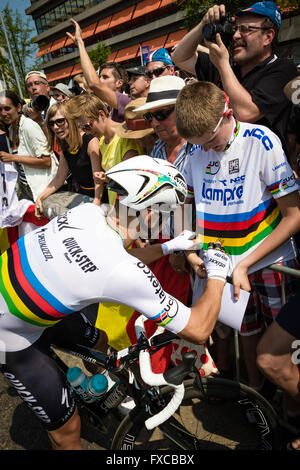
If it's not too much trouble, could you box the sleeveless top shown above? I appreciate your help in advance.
[63,133,96,197]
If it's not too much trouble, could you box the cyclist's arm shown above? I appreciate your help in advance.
[129,232,199,265]
[179,244,232,343]
[128,244,164,264]
[107,244,230,345]
[179,278,225,344]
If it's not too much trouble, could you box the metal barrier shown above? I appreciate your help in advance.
[234,263,300,382]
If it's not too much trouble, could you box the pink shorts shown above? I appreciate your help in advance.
[240,258,300,336]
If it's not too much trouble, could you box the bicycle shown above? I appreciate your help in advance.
[50,316,282,450]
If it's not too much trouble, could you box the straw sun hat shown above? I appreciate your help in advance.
[115,97,154,139]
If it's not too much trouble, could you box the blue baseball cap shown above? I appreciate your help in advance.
[236,1,281,30]
[146,48,173,66]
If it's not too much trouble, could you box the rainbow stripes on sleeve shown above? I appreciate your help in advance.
[0,238,74,327]
[152,309,173,327]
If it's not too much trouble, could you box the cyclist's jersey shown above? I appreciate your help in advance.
[0,204,191,352]
[183,119,298,272]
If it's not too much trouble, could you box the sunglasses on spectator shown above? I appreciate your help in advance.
[48,117,66,127]
[143,107,174,122]
[106,62,124,79]
[232,25,270,35]
[77,119,95,131]
[26,80,48,88]
[145,66,169,79]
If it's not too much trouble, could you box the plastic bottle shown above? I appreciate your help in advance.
[66,366,108,403]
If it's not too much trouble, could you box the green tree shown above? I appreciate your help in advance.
[176,0,300,30]
[0,3,41,97]
[87,41,111,69]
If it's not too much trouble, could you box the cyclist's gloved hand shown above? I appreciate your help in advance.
[161,231,200,255]
[204,242,232,283]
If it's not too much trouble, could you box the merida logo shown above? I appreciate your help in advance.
[202,182,243,206]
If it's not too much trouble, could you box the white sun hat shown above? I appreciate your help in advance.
[133,75,185,113]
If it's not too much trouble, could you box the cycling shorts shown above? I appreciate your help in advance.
[276,288,300,339]
[0,310,100,431]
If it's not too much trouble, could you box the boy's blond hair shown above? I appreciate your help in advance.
[65,93,109,120]
[175,81,226,139]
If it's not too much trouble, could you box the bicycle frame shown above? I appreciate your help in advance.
[49,318,281,451]
[49,317,197,433]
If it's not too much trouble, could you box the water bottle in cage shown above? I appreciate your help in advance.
[67,366,108,403]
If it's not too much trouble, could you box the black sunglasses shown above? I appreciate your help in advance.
[145,66,169,79]
[106,62,124,79]
[144,107,174,122]
[48,117,66,127]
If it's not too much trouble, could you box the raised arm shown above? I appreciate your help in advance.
[171,4,229,73]
[67,19,118,109]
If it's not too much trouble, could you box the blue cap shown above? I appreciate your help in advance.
[90,374,108,394]
[146,48,173,66]
[236,1,281,30]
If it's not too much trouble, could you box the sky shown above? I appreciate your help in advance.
[4,0,37,35]
[2,0,38,68]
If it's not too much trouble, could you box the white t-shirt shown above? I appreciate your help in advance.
[183,119,298,272]
[0,204,191,352]
[10,115,58,201]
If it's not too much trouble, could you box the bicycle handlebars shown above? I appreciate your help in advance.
[134,315,195,430]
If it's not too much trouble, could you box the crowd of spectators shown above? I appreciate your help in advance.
[1,0,300,449]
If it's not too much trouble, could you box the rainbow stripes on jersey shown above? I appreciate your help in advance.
[0,237,73,327]
[197,197,282,256]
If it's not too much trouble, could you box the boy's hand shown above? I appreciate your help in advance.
[232,262,251,301]
[67,18,83,45]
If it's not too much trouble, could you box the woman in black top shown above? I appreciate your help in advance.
[35,102,104,216]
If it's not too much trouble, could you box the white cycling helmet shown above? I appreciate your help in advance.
[106,155,187,212]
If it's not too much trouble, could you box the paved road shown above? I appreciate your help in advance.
[0,346,249,451]
[0,351,120,450]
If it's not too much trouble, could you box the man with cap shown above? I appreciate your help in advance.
[127,65,150,99]
[145,47,175,80]
[172,2,298,156]
[51,83,72,103]
[25,70,57,135]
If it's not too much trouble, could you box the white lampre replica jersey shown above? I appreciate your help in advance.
[183,120,298,272]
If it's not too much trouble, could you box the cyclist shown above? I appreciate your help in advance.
[0,155,232,450]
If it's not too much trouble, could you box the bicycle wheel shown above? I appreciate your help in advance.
[111,377,281,450]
